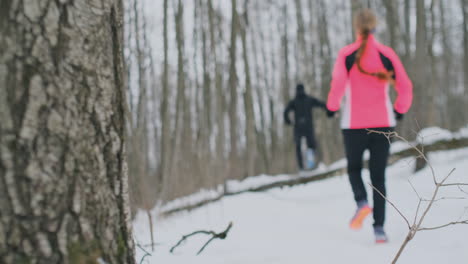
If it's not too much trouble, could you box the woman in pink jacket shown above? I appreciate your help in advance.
[326,9,413,243]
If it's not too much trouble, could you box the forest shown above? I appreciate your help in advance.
[125,0,468,208]
[1,0,467,263]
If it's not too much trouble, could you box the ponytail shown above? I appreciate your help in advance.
[354,10,394,84]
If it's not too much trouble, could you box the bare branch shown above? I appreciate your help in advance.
[367,129,467,264]
[413,199,422,226]
[408,179,422,199]
[367,129,437,184]
[407,179,423,225]
[170,222,233,255]
[421,197,466,202]
[197,237,216,255]
[418,220,468,231]
[368,183,411,229]
[170,230,214,253]
[441,183,468,187]
[439,168,456,185]
[457,185,468,195]
[137,243,152,264]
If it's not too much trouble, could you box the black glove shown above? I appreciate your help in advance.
[394,109,404,121]
[326,109,337,118]
[285,119,293,126]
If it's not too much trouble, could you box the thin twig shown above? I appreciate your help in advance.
[407,179,423,225]
[370,129,438,184]
[368,183,411,229]
[137,243,152,264]
[413,199,422,226]
[197,237,216,255]
[418,220,468,231]
[421,197,466,202]
[169,230,213,253]
[441,183,468,187]
[457,185,468,195]
[439,168,456,185]
[170,222,233,255]
[408,179,421,199]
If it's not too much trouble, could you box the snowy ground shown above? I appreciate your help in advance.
[133,145,468,264]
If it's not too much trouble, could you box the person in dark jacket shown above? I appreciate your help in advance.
[284,84,327,170]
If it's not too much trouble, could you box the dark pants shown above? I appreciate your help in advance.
[294,127,316,170]
[343,128,392,227]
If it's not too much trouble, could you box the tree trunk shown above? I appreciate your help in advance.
[158,0,170,199]
[404,0,411,59]
[228,0,239,178]
[0,1,135,263]
[461,0,468,99]
[295,0,307,78]
[414,0,428,127]
[382,0,399,49]
[426,0,438,125]
[240,3,257,178]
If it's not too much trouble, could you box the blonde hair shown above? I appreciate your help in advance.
[354,9,394,82]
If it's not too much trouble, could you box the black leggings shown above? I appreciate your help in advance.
[294,128,316,170]
[343,128,392,227]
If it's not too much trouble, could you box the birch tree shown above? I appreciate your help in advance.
[0,1,135,263]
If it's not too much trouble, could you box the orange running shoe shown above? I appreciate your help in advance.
[349,205,372,230]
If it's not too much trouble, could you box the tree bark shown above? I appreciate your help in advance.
[414,0,428,127]
[158,0,170,199]
[404,0,411,59]
[382,0,399,49]
[0,1,135,263]
[461,0,468,99]
[240,2,257,178]
[228,0,240,172]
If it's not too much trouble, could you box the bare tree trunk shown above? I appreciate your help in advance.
[382,0,399,49]
[461,0,468,100]
[240,1,257,178]
[250,3,270,173]
[209,0,228,184]
[440,0,455,129]
[426,0,438,125]
[0,1,135,263]
[414,0,428,127]
[169,0,191,198]
[228,0,240,179]
[158,0,170,198]
[127,0,150,211]
[280,3,293,172]
[317,0,337,163]
[295,0,307,78]
[404,0,412,59]
[351,0,364,36]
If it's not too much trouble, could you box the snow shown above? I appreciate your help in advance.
[133,147,468,264]
[158,127,468,214]
[416,127,454,145]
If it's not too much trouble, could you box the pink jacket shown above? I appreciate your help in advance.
[327,34,413,129]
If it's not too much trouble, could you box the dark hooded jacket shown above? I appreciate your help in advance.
[284,85,327,133]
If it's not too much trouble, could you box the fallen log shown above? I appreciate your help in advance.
[162,136,468,216]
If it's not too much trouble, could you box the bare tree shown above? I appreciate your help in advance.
[382,0,399,49]
[228,0,240,180]
[0,1,134,263]
[158,0,170,199]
